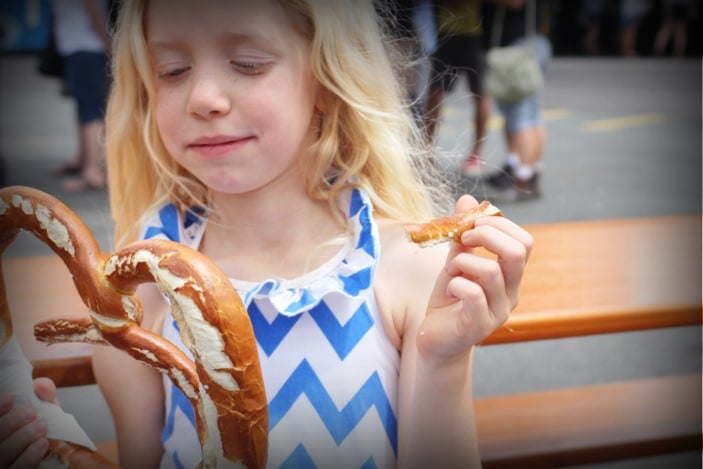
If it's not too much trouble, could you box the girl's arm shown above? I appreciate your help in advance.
[378,196,532,468]
[92,284,167,468]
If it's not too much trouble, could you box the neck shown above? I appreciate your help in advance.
[199,184,345,281]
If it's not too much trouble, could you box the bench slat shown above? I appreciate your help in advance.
[476,373,702,468]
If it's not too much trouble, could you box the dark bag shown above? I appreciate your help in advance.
[485,0,544,103]
[486,41,543,103]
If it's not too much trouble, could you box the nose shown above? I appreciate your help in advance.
[186,72,231,119]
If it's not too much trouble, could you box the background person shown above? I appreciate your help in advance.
[50,0,111,192]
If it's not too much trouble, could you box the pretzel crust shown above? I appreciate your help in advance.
[0,186,268,468]
[403,201,503,247]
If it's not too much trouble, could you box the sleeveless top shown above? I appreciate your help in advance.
[140,189,400,469]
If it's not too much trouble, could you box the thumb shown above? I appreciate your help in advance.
[33,377,59,405]
[427,195,479,310]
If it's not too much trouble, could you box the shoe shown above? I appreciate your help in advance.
[490,174,541,202]
[483,164,515,189]
[461,155,483,177]
[52,161,83,177]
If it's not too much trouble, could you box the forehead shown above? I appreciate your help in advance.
[145,0,298,44]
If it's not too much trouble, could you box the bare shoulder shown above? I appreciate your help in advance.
[374,218,449,345]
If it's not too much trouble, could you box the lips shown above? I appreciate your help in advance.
[188,135,253,158]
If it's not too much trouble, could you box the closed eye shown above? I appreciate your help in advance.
[157,67,191,80]
[231,61,269,75]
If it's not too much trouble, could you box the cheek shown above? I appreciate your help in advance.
[269,80,318,138]
[153,94,181,150]
[154,94,176,133]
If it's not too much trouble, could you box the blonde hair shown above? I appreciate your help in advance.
[106,0,451,248]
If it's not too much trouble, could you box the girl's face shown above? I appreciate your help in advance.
[146,0,321,196]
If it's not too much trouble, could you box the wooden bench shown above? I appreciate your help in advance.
[4,214,702,467]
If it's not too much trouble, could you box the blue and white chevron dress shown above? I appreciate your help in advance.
[140,188,400,469]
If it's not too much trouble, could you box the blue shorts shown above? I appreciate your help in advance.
[64,51,109,124]
[495,35,552,133]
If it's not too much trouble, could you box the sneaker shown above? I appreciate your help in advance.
[461,155,483,177]
[490,173,541,202]
[483,164,515,189]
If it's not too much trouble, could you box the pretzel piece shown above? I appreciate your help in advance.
[403,201,503,247]
[0,186,268,468]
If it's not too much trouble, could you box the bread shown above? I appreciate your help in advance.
[0,186,268,468]
[403,200,503,247]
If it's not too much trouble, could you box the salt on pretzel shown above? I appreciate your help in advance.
[0,186,268,468]
[403,200,503,247]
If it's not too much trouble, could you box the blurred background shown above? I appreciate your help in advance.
[0,1,701,468]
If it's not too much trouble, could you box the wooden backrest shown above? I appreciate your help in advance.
[4,215,701,387]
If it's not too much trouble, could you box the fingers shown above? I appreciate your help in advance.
[454,194,479,212]
[422,198,532,357]
[427,195,481,309]
[0,396,49,468]
[8,437,49,469]
[460,216,532,306]
[445,252,510,322]
[33,378,58,405]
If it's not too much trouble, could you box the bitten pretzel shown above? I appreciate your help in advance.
[403,200,503,247]
[0,186,268,468]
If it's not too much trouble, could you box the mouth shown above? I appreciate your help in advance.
[188,135,254,158]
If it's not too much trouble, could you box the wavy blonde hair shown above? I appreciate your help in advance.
[106,0,451,248]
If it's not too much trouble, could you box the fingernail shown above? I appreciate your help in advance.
[461,231,473,243]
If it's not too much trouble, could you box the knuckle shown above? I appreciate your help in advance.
[462,281,485,304]
[503,242,528,266]
[483,262,502,283]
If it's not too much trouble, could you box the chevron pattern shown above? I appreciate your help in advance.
[249,301,302,356]
[268,359,398,451]
[250,299,374,360]
[280,445,379,469]
[308,301,373,360]
[151,188,398,468]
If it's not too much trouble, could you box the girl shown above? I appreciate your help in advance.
[2,0,532,467]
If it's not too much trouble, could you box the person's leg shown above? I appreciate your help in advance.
[461,35,489,174]
[423,40,455,146]
[486,94,543,199]
[461,93,490,175]
[53,123,86,175]
[62,119,105,192]
[79,119,105,183]
[423,85,445,144]
[507,123,546,167]
[470,93,491,158]
[60,52,107,192]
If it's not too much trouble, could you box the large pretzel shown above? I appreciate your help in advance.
[403,200,503,247]
[0,186,268,468]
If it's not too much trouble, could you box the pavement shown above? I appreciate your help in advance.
[1,54,701,466]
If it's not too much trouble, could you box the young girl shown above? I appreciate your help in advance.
[2,0,532,467]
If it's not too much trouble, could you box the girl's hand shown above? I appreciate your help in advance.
[417,195,533,360]
[0,378,57,468]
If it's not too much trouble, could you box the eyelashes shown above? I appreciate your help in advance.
[155,61,271,82]
[157,66,190,80]
[230,61,270,75]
